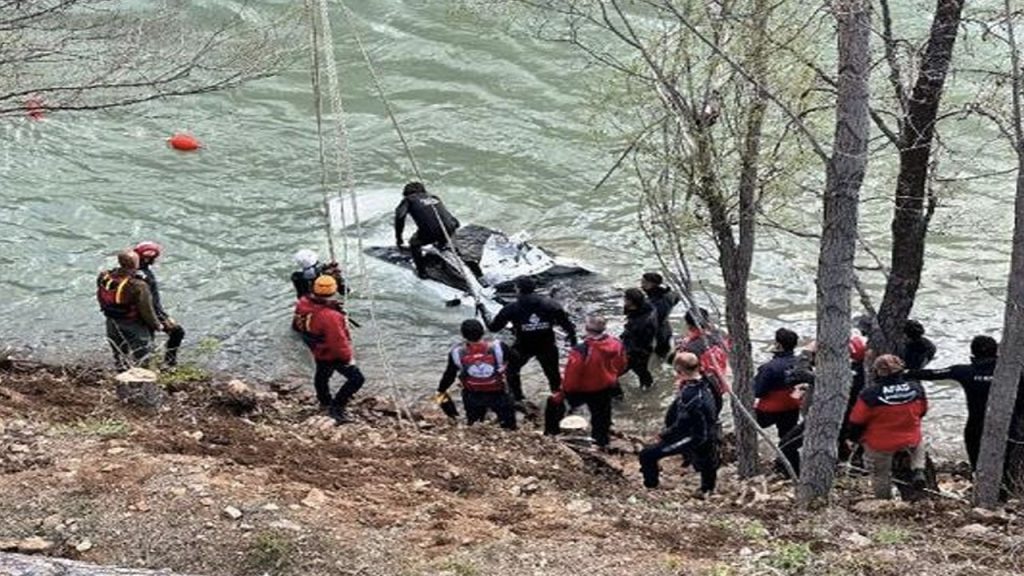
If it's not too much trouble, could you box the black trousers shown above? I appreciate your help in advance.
[543,389,614,446]
[163,324,185,367]
[313,361,365,407]
[640,437,718,492]
[625,349,654,389]
[462,389,517,430]
[654,327,673,358]
[965,416,983,471]
[408,231,447,275]
[106,318,154,370]
[756,409,800,441]
[506,345,561,401]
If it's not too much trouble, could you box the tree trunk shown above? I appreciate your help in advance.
[798,0,872,507]
[0,553,193,575]
[873,0,964,353]
[975,165,1024,507]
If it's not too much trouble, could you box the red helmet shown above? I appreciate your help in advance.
[133,241,162,261]
[848,334,867,362]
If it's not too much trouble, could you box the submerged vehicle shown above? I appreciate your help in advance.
[364,224,610,315]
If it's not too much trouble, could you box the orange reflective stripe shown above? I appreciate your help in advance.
[114,278,130,304]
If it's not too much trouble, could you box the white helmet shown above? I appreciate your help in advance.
[293,249,319,269]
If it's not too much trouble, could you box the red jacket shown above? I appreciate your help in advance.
[293,296,353,363]
[848,375,927,452]
[562,334,627,394]
[677,327,731,394]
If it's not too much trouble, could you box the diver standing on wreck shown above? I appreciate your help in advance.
[394,181,461,279]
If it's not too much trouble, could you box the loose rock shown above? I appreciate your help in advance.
[223,506,243,520]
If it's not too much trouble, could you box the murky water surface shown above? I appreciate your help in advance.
[1,1,1017,457]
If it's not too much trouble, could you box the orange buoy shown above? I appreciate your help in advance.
[168,133,201,151]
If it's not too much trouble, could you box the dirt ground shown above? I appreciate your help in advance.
[1,359,1023,576]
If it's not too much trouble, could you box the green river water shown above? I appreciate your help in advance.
[0,0,1019,455]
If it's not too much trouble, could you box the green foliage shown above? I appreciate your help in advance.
[54,418,131,438]
[246,531,294,574]
[703,563,735,576]
[712,517,769,541]
[765,542,812,575]
[157,363,208,387]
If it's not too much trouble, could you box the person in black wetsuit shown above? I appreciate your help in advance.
[899,319,936,371]
[641,272,681,359]
[621,288,658,390]
[485,276,577,401]
[394,181,460,278]
[639,351,719,496]
[906,335,997,470]
[133,241,185,368]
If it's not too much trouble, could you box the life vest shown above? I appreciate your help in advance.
[96,270,138,320]
[452,341,505,392]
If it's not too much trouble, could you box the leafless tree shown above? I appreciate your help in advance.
[0,0,296,117]
[968,1,1024,509]
[797,0,871,507]
[470,0,830,479]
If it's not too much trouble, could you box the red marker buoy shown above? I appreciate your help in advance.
[25,96,45,121]
[168,133,201,151]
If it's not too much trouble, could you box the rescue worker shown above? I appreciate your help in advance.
[291,249,344,298]
[485,276,577,402]
[97,250,161,370]
[900,319,936,371]
[544,315,627,447]
[675,308,730,412]
[437,319,515,429]
[133,241,185,367]
[905,335,996,470]
[640,272,680,359]
[639,352,719,496]
[292,275,365,424]
[394,181,460,279]
[620,288,657,390]
[753,328,801,446]
[848,354,928,498]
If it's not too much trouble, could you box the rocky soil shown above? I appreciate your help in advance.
[1,358,1023,576]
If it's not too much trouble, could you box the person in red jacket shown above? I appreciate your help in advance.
[848,354,928,499]
[544,315,627,447]
[675,308,730,413]
[293,275,365,424]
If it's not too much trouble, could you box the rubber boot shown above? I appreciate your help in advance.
[329,397,352,425]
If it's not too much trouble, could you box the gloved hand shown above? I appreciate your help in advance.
[162,318,177,332]
[434,391,459,419]
[550,390,564,405]
[567,334,578,347]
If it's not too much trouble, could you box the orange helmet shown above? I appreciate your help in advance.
[313,275,338,297]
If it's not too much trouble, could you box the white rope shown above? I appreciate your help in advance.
[313,0,354,269]
[303,0,338,264]
[337,0,485,313]
[310,0,415,426]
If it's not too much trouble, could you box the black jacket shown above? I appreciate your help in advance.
[644,285,680,335]
[660,378,717,446]
[900,336,937,371]
[753,351,798,398]
[907,358,996,437]
[487,293,577,350]
[394,192,459,245]
[137,265,168,323]
[620,302,657,355]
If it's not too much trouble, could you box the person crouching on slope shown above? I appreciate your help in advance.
[544,315,627,447]
[436,319,516,429]
[848,354,928,499]
[293,275,365,424]
[639,352,719,496]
